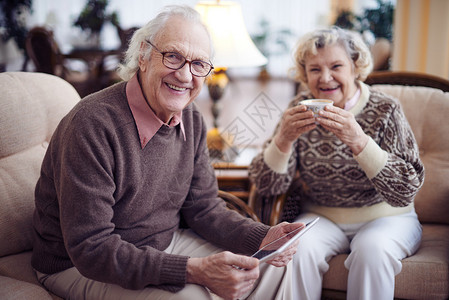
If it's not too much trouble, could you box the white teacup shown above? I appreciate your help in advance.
[299,99,334,117]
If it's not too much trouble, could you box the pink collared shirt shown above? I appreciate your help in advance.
[344,88,361,111]
[126,74,186,148]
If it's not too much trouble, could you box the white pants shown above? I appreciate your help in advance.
[292,211,422,300]
[36,228,292,300]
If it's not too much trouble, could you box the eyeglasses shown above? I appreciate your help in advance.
[146,40,214,77]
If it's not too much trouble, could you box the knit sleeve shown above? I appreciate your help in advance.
[363,94,425,207]
[248,97,302,197]
[248,141,298,196]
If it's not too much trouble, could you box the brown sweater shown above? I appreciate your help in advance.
[249,83,424,221]
[32,81,269,292]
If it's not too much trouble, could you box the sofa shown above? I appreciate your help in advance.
[249,72,449,299]
[0,72,80,299]
[1,70,448,300]
[322,82,449,300]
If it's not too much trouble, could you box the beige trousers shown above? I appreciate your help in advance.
[36,229,292,300]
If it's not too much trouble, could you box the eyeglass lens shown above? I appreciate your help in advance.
[146,40,212,77]
[162,52,212,77]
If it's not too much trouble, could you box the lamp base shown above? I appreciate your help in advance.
[207,127,238,162]
[206,68,229,128]
[207,127,226,159]
[206,68,230,158]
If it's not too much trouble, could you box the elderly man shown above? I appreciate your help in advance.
[31,5,301,300]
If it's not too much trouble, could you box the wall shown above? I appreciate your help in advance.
[392,0,449,79]
[3,0,405,76]
[12,0,330,77]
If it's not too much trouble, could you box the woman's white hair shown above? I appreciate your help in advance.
[292,26,373,84]
[117,5,213,81]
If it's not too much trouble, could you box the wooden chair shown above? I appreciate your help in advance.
[365,70,449,92]
[25,26,114,97]
[219,190,260,222]
[116,26,139,51]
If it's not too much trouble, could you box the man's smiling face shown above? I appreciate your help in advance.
[138,15,211,123]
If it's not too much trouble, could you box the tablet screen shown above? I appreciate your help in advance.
[252,217,319,262]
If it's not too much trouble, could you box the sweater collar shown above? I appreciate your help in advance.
[344,84,361,111]
[347,81,370,115]
[126,73,186,148]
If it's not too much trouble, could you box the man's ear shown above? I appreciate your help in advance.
[138,42,148,70]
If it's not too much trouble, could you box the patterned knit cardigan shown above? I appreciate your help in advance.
[248,83,425,222]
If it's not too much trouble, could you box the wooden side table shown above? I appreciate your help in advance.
[215,165,251,201]
[212,146,260,202]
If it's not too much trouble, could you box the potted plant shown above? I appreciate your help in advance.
[362,0,394,41]
[334,0,394,42]
[334,0,394,70]
[0,0,32,70]
[251,18,293,80]
[73,0,119,48]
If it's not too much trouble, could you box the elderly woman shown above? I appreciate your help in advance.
[249,27,424,300]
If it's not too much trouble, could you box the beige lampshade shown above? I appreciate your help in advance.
[195,1,268,68]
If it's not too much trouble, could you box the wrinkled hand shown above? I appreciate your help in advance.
[317,105,369,155]
[274,105,316,153]
[259,222,304,267]
[186,251,259,300]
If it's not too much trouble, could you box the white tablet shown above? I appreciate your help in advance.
[252,217,320,263]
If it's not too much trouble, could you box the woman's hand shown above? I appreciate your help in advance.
[317,105,369,155]
[274,105,316,153]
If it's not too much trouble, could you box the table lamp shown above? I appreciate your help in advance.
[195,1,267,158]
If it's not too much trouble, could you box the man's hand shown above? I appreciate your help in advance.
[186,251,259,300]
[259,222,304,267]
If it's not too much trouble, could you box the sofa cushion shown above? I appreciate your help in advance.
[0,251,40,285]
[372,85,449,225]
[322,224,449,299]
[0,72,80,257]
[0,72,80,158]
[0,144,47,256]
[395,224,449,299]
[0,275,53,300]
[0,252,63,300]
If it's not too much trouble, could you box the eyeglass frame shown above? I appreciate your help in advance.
[145,40,214,77]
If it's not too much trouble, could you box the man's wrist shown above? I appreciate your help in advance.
[186,257,202,284]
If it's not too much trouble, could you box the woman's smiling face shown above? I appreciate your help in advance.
[304,43,358,108]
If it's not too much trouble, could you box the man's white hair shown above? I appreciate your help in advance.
[117,5,213,81]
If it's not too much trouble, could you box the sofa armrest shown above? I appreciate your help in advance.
[0,275,53,300]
